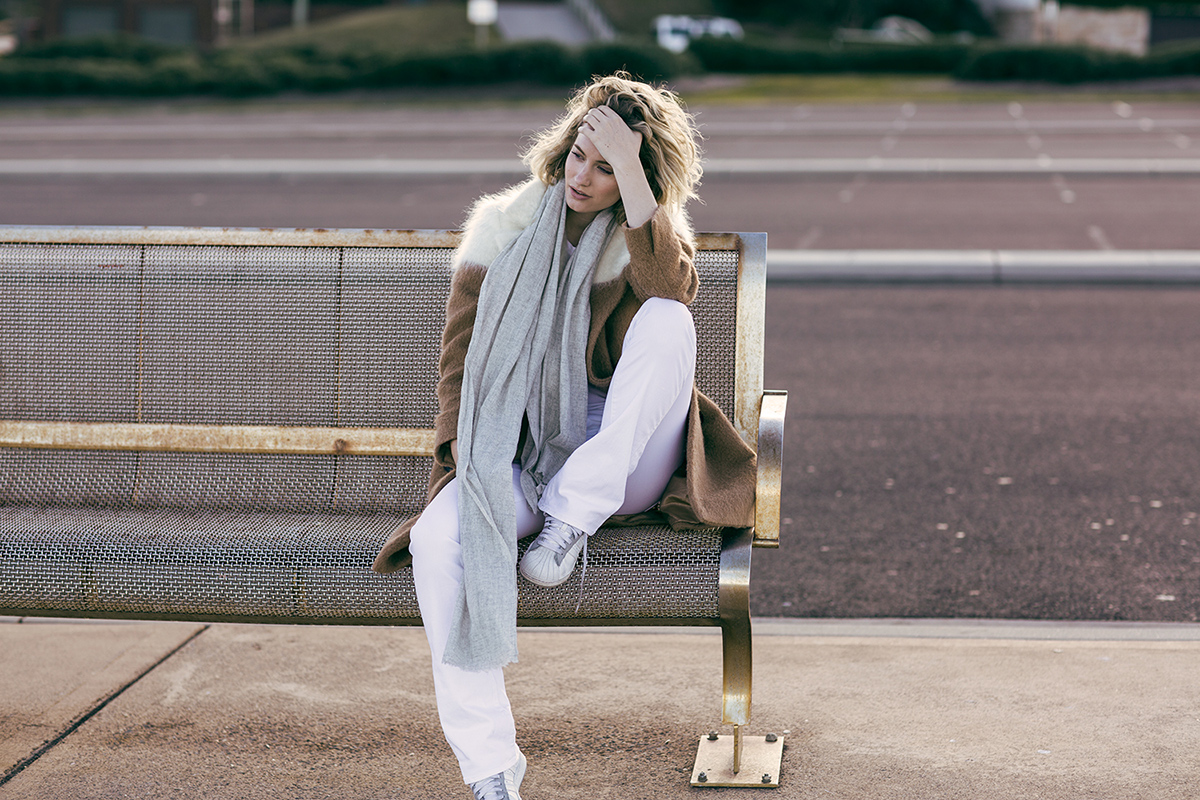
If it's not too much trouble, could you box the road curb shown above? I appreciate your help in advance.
[768,250,1200,284]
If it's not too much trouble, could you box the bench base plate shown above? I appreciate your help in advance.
[691,733,784,788]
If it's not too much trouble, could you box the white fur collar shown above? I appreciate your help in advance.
[452,177,693,286]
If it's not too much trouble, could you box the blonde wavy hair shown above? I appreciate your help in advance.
[523,72,703,223]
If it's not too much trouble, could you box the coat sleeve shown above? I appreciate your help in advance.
[432,263,486,472]
[622,206,698,305]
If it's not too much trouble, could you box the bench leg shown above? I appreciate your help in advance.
[719,526,754,729]
[690,527,785,788]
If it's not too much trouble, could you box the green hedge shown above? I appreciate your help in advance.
[1143,39,1200,75]
[690,36,1200,84]
[953,45,1137,82]
[0,37,688,96]
[689,37,973,73]
[4,33,1200,97]
[954,40,1200,82]
[12,33,186,63]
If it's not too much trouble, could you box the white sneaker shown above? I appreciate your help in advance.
[519,515,588,588]
[469,751,526,800]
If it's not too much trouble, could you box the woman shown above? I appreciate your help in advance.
[372,73,756,800]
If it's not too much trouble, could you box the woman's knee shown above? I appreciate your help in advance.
[627,297,696,351]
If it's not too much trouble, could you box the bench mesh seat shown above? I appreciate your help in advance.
[0,506,720,622]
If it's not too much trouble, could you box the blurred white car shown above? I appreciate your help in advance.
[654,14,744,54]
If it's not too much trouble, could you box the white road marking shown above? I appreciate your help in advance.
[795,227,823,249]
[837,175,868,204]
[1088,225,1115,250]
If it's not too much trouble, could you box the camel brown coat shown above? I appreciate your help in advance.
[372,179,756,574]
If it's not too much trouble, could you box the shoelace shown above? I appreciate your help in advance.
[470,773,509,800]
[537,517,584,562]
[538,518,591,612]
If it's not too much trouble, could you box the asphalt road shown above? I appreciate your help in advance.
[761,284,1200,623]
[3,99,1200,249]
[2,98,1199,622]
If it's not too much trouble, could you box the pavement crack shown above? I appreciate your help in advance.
[0,624,210,788]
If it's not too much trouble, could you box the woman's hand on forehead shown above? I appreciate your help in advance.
[580,106,643,173]
[579,104,658,228]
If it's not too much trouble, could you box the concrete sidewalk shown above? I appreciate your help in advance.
[2,618,1198,798]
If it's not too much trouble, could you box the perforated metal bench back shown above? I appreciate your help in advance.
[0,228,757,624]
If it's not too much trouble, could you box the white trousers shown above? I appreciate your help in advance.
[408,297,696,783]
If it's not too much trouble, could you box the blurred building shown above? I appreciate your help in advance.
[978,0,1200,53]
[1052,3,1150,55]
[35,0,253,45]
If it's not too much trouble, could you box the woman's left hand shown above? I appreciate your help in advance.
[580,105,643,173]
[579,106,658,228]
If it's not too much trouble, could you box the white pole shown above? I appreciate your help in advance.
[467,0,497,49]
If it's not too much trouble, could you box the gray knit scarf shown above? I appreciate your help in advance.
[445,180,615,671]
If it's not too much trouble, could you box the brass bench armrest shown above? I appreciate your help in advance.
[753,390,788,548]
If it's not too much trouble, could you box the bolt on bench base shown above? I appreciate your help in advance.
[692,729,784,788]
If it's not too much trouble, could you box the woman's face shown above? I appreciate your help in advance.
[564,131,622,218]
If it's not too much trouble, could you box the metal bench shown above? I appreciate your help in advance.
[0,225,787,787]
